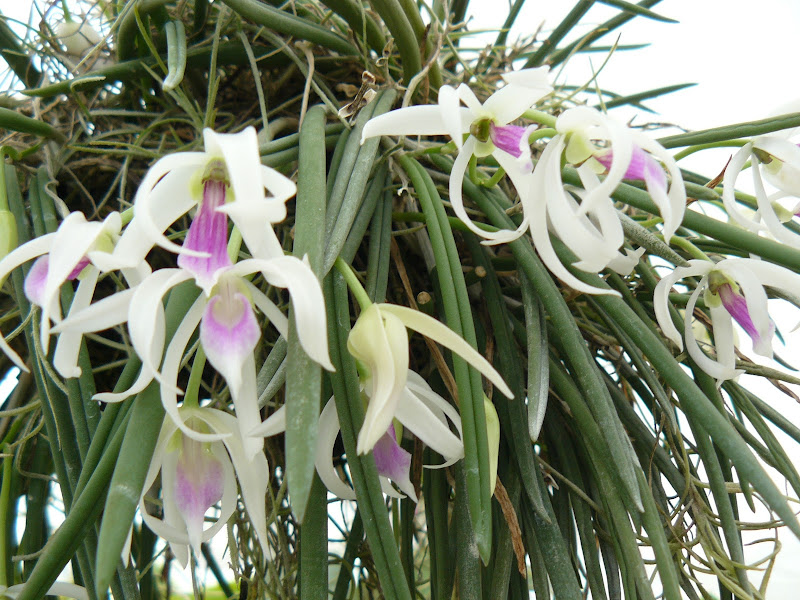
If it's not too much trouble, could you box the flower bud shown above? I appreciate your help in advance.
[0,210,17,288]
[54,20,101,57]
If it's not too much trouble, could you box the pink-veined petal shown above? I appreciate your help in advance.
[200,288,260,399]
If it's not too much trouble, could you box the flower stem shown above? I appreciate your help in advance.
[334,257,372,311]
[669,235,711,261]
[522,109,557,128]
[527,127,556,144]
[184,345,206,408]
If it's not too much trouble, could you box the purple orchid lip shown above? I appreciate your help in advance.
[24,255,91,307]
[178,176,233,290]
[174,435,225,534]
[372,427,411,482]
[489,122,535,164]
[595,145,667,190]
[717,283,773,349]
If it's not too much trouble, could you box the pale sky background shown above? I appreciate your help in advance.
[3,0,800,597]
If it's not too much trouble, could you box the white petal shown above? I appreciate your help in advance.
[717,260,772,354]
[51,287,134,335]
[721,144,764,233]
[53,268,99,379]
[160,296,229,443]
[653,260,713,349]
[128,269,190,389]
[315,398,357,500]
[684,279,742,384]
[360,104,470,142]
[241,280,289,338]
[483,80,549,125]
[349,305,409,454]
[449,138,524,244]
[133,154,206,255]
[443,85,473,147]
[233,256,334,371]
[633,133,686,241]
[248,404,286,438]
[377,304,514,399]
[394,383,463,464]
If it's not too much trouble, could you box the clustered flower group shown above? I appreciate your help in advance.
[2,67,800,568]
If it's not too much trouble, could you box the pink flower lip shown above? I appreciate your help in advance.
[717,283,774,352]
[178,178,233,290]
[595,145,667,191]
[489,123,535,169]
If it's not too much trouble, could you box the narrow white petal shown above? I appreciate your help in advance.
[721,144,763,232]
[160,297,229,443]
[235,256,334,371]
[483,81,549,125]
[684,280,742,384]
[133,155,205,255]
[361,105,465,142]
[448,138,522,244]
[315,398,357,499]
[242,281,290,338]
[249,404,286,438]
[653,260,713,349]
[443,85,472,148]
[51,287,134,335]
[53,268,99,378]
[394,386,463,464]
[377,304,514,399]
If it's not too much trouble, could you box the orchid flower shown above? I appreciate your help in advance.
[361,68,552,244]
[54,254,333,460]
[0,211,148,377]
[722,137,800,249]
[139,405,269,568]
[251,370,464,502]
[343,302,512,454]
[521,106,684,295]
[554,106,685,237]
[654,258,800,384]
[94,127,297,286]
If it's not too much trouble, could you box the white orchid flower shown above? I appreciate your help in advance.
[344,303,512,454]
[139,405,269,568]
[555,106,685,239]
[252,370,464,502]
[654,258,800,384]
[361,68,552,244]
[722,138,800,249]
[54,254,333,460]
[95,127,296,287]
[0,211,148,377]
